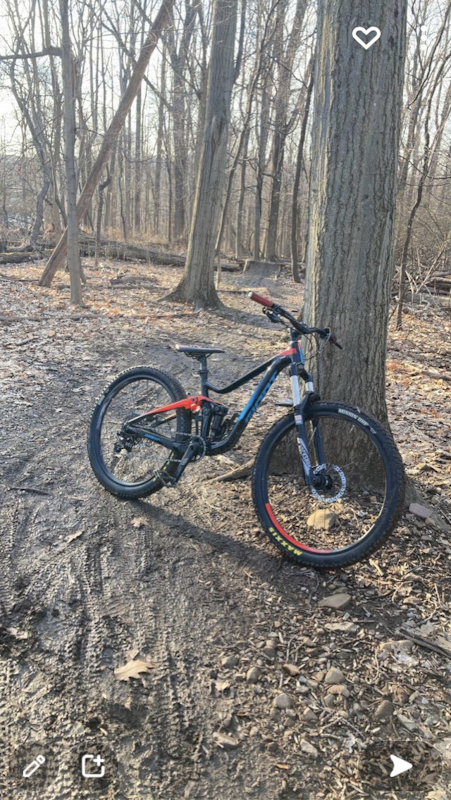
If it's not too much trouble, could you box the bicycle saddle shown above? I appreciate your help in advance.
[175,344,225,358]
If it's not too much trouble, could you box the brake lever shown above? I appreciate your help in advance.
[263,308,283,325]
[329,333,343,349]
[322,328,343,349]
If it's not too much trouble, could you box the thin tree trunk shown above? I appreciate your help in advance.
[254,80,270,262]
[39,0,175,287]
[60,0,82,304]
[95,174,111,268]
[291,60,314,283]
[236,127,250,259]
[154,49,166,235]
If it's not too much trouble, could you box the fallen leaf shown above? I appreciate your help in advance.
[66,530,84,544]
[114,656,155,682]
[213,732,239,750]
[214,680,231,692]
[131,516,147,529]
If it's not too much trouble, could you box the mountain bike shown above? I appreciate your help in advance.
[87,292,405,568]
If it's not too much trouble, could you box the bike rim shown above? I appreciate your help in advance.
[263,413,390,555]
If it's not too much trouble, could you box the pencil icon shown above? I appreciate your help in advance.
[22,754,45,778]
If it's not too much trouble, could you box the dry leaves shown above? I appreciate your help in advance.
[114,654,155,682]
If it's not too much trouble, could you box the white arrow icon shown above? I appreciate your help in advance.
[390,754,413,777]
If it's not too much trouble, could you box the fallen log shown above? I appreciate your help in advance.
[0,235,243,272]
[425,277,451,294]
[79,237,186,266]
[0,251,52,265]
[79,237,242,271]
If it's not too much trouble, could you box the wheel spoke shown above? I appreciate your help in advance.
[88,369,191,494]
[263,411,390,555]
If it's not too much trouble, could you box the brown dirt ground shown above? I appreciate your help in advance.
[0,258,450,800]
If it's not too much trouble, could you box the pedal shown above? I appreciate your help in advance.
[155,469,178,487]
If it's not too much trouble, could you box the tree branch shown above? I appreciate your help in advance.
[0,46,61,61]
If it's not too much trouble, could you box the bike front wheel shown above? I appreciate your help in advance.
[88,366,191,498]
[252,402,405,568]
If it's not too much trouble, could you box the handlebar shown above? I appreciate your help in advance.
[248,292,274,308]
[248,291,342,349]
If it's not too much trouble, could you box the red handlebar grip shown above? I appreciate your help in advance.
[248,291,274,308]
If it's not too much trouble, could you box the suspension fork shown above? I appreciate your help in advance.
[289,340,317,487]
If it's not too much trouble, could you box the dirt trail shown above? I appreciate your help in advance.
[0,261,450,799]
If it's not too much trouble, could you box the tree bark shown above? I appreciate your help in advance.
[304,0,407,425]
[154,48,167,235]
[265,0,308,261]
[60,0,82,304]
[166,0,238,308]
[291,59,314,283]
[253,79,270,261]
[39,0,175,287]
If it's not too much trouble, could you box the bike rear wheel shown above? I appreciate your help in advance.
[252,402,405,567]
[88,367,191,498]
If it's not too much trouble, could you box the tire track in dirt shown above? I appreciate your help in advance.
[0,659,14,796]
[0,337,320,799]
[102,507,204,799]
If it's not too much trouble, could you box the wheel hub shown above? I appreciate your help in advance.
[311,464,346,503]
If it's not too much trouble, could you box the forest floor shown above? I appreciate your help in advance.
[0,257,450,800]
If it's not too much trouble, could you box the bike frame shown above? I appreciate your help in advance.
[124,330,322,485]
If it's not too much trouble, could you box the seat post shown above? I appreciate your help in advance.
[198,356,209,395]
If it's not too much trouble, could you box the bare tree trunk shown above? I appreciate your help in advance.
[168,2,197,241]
[254,79,270,261]
[291,60,314,283]
[60,0,82,304]
[39,0,175,287]
[236,126,250,259]
[95,174,111,268]
[134,87,142,233]
[265,0,307,261]
[154,49,166,235]
[166,0,238,308]
[304,0,407,425]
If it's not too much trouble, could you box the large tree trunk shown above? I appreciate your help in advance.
[304,0,407,425]
[39,0,175,287]
[166,0,238,308]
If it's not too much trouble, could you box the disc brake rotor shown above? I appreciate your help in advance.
[311,464,346,503]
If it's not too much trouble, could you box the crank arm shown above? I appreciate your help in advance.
[171,440,202,482]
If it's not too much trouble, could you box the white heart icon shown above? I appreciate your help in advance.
[352,26,381,50]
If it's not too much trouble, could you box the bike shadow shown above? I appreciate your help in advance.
[128,497,324,601]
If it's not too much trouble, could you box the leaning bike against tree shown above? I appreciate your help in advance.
[88,292,405,568]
